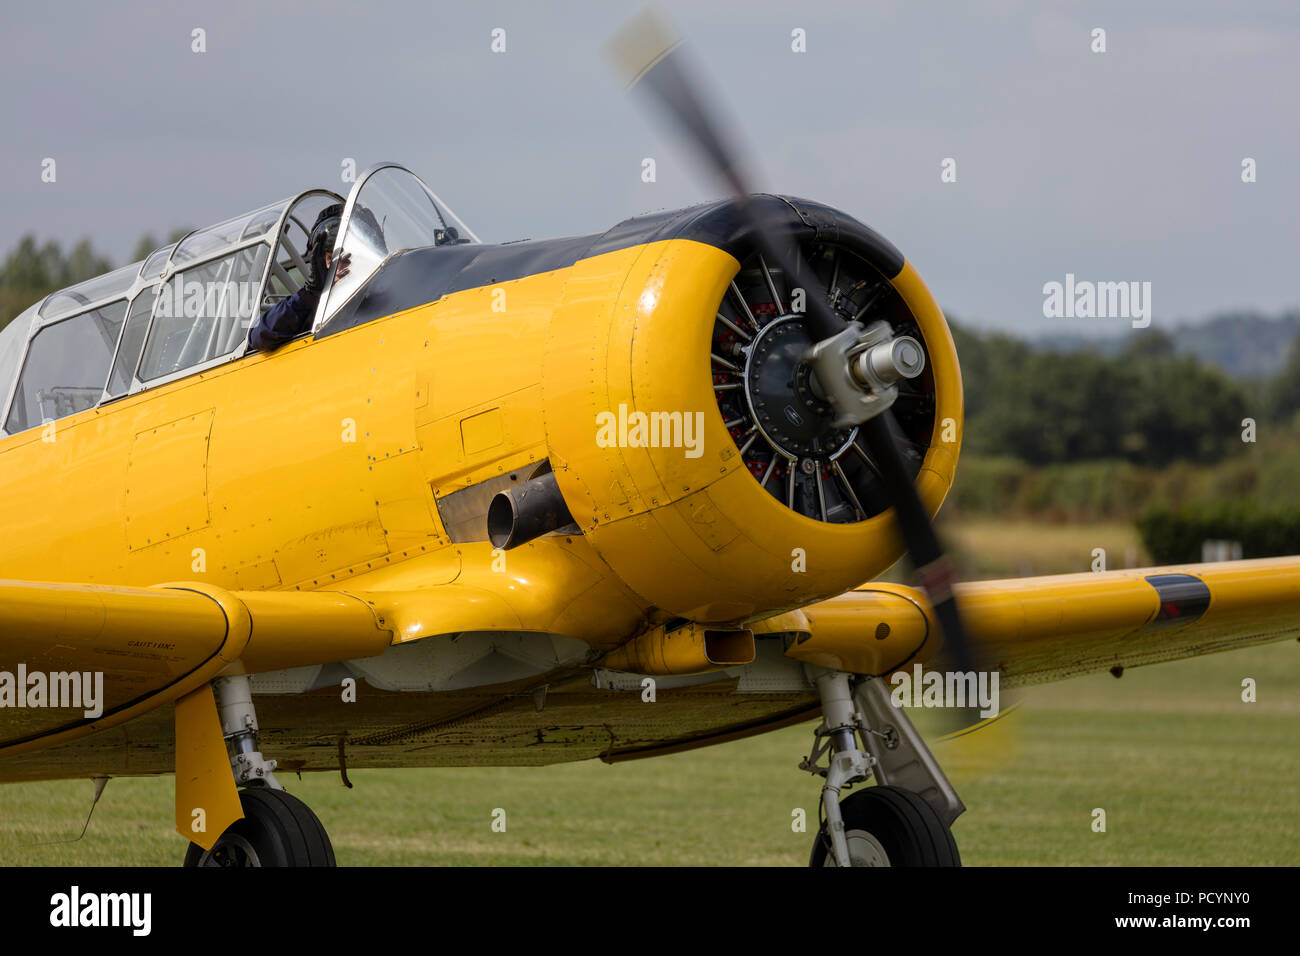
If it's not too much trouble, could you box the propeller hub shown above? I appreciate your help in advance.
[852,333,927,390]
[744,316,857,461]
[806,320,926,429]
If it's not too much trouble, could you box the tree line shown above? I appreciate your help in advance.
[0,230,190,335]
[949,320,1297,468]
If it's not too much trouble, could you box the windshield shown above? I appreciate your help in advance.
[319,165,478,326]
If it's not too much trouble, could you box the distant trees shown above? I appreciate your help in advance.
[1138,501,1300,564]
[1269,338,1300,424]
[953,321,1251,467]
[0,236,112,332]
[0,228,192,334]
[130,228,192,265]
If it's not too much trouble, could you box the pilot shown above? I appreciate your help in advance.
[248,204,351,351]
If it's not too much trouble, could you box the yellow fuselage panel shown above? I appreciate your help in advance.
[0,271,563,593]
[0,236,961,646]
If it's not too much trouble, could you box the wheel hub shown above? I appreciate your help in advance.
[197,833,262,867]
[839,829,891,867]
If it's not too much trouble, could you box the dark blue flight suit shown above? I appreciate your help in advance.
[247,288,320,351]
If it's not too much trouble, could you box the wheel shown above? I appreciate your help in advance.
[183,786,335,867]
[810,785,960,867]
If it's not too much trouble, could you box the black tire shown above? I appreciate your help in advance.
[809,785,960,867]
[183,787,335,867]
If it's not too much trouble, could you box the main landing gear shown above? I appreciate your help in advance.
[801,668,963,867]
[182,675,335,867]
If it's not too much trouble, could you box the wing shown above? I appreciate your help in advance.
[0,579,398,848]
[784,557,1300,686]
[0,544,638,753]
[0,579,393,758]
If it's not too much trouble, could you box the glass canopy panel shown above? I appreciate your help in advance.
[171,200,289,267]
[140,243,177,280]
[105,285,159,398]
[264,192,344,311]
[138,244,269,381]
[39,263,141,321]
[321,166,478,324]
[242,202,284,241]
[4,300,127,433]
[0,304,40,426]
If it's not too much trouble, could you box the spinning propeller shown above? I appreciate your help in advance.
[608,11,981,716]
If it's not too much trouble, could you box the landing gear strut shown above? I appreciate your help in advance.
[182,675,335,867]
[801,668,963,867]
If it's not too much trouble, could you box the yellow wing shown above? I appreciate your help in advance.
[0,548,638,764]
[0,580,393,758]
[0,569,625,848]
[785,557,1300,685]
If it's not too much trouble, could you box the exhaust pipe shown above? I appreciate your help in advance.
[487,471,575,550]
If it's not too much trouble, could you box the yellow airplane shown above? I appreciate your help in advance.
[2,28,1298,867]
[2,158,1296,866]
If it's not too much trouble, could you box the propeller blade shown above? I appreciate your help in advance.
[859,415,981,730]
[611,8,984,731]
[607,10,843,342]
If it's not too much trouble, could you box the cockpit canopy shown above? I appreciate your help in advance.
[321,164,478,326]
[0,165,476,437]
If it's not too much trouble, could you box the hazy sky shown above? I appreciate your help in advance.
[1,0,1296,336]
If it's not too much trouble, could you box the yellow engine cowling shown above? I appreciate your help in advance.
[542,197,963,624]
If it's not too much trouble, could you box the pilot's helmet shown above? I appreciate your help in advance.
[307,204,344,264]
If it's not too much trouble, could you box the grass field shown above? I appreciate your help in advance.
[1,520,1296,867]
[942,517,1150,578]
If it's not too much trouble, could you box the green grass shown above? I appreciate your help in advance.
[3,515,1294,866]
[2,640,1295,866]
[875,516,1146,583]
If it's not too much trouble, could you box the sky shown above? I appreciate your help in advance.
[1,0,1296,337]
